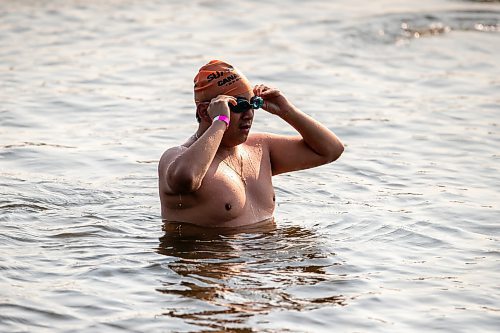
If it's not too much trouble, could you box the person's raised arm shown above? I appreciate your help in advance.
[254,84,344,175]
[160,95,235,193]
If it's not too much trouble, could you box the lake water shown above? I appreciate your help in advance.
[1,0,499,332]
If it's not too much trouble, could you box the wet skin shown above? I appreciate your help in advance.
[159,91,275,227]
[158,86,344,227]
[159,133,277,227]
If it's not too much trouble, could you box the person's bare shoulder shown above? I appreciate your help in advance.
[159,136,195,173]
[158,145,187,192]
[159,145,185,166]
[247,131,296,147]
[247,132,277,144]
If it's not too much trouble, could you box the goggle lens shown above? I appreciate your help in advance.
[229,96,264,113]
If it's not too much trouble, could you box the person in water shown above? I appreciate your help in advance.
[158,60,344,227]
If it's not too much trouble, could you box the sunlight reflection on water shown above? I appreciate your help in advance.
[1,0,499,332]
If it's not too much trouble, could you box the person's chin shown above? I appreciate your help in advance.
[235,130,250,145]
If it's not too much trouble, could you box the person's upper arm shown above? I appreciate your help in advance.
[158,146,186,194]
[260,133,334,176]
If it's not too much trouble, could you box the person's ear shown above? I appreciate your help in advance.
[196,103,211,122]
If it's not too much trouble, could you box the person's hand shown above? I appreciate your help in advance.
[253,84,292,116]
[207,95,236,120]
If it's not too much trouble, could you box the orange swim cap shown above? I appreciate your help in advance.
[193,60,252,103]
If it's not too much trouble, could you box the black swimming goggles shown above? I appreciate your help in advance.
[229,96,264,113]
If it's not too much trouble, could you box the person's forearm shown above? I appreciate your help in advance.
[167,121,226,192]
[280,104,344,161]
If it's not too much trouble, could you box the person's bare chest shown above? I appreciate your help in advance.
[194,145,275,221]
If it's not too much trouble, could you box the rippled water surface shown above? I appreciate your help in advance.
[1,0,499,332]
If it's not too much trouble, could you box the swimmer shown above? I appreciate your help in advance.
[158,60,344,227]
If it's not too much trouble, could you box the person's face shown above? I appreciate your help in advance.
[221,91,255,146]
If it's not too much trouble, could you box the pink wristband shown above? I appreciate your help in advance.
[213,115,230,128]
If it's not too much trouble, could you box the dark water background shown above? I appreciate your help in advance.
[1,0,499,332]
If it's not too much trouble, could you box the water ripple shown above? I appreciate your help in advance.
[1,1,499,332]
[340,9,500,45]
